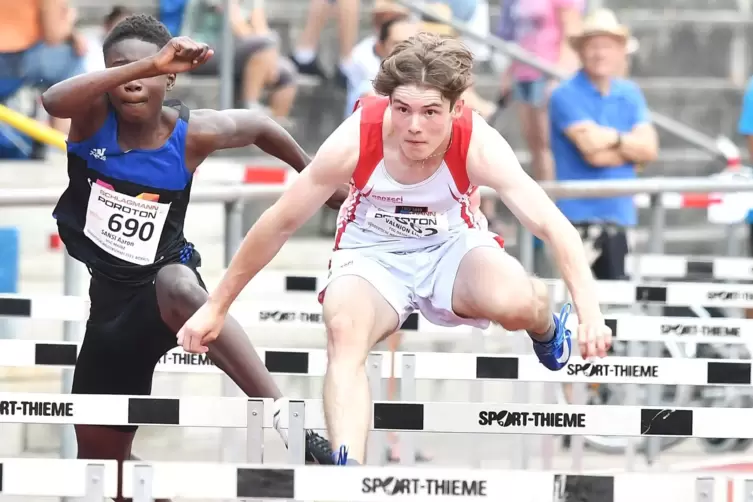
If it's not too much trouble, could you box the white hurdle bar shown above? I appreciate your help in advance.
[4,393,753,440]
[7,274,753,324]
[2,339,753,386]
[627,253,753,282]
[0,458,745,502]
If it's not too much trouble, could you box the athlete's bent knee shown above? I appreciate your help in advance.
[155,265,206,326]
[325,314,369,368]
[493,277,550,331]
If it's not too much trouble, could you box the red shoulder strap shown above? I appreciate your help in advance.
[352,96,389,190]
[443,107,474,194]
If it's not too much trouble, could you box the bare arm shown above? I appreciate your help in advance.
[584,149,628,167]
[187,109,349,207]
[41,58,157,139]
[556,6,582,73]
[188,109,310,171]
[467,116,603,323]
[617,123,659,164]
[207,113,361,314]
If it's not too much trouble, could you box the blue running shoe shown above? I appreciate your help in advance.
[532,303,572,371]
[332,445,359,465]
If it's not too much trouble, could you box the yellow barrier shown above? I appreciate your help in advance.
[0,104,66,152]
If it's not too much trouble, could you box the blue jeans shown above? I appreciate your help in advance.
[0,42,84,89]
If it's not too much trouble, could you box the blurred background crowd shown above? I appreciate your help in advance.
[3,0,751,277]
[4,0,753,468]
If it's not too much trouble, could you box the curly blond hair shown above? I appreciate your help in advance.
[373,32,474,106]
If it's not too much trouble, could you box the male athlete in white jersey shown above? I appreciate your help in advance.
[178,33,613,465]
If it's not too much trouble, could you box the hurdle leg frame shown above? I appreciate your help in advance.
[132,463,155,502]
[644,193,667,465]
[83,463,106,502]
[366,352,384,465]
[246,399,265,464]
[288,400,306,464]
[399,353,417,466]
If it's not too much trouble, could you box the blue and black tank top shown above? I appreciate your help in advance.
[53,99,198,286]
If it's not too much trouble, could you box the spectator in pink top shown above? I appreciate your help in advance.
[498,0,582,182]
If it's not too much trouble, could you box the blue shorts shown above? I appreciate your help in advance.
[0,42,84,89]
[513,78,549,108]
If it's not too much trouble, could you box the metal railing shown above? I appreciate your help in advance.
[394,0,727,159]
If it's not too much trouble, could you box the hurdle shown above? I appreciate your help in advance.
[6,393,753,442]
[2,339,753,386]
[0,458,740,502]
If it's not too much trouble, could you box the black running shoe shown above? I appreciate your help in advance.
[305,430,335,464]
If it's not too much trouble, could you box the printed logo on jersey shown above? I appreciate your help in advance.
[90,148,107,160]
[364,206,449,238]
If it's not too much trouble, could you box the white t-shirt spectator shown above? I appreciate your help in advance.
[345,35,382,116]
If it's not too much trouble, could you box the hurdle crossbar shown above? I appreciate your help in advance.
[2,393,753,439]
[6,274,753,318]
[2,340,751,386]
[119,460,735,502]
[0,457,733,501]
[4,295,753,342]
[626,254,753,282]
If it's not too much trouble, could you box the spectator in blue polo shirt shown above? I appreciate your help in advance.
[549,8,658,280]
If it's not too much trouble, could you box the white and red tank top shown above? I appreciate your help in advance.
[332,96,492,253]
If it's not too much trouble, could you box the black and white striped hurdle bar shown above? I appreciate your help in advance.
[3,393,753,439]
[0,458,740,502]
[4,339,753,386]
[6,284,753,327]
[0,293,461,334]
[626,254,753,282]
[119,461,741,502]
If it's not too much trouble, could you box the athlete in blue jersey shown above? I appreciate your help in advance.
[41,14,344,499]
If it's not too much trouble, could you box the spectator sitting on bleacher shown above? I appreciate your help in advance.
[344,14,418,116]
[290,0,360,89]
[160,0,298,126]
[0,0,87,134]
[548,8,657,282]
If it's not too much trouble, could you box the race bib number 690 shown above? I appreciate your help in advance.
[83,184,170,265]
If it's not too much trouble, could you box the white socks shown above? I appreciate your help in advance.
[272,397,290,446]
[293,49,316,64]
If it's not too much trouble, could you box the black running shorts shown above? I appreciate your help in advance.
[71,262,206,433]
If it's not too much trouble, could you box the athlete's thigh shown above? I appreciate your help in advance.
[321,251,409,350]
[437,232,531,320]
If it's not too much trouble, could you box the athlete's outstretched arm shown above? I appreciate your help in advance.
[177,112,361,352]
[41,37,211,141]
[467,115,605,327]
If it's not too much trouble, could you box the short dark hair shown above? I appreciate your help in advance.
[102,14,172,57]
[373,32,474,106]
[378,15,410,44]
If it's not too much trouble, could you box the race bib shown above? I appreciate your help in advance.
[83,183,170,265]
[364,206,449,239]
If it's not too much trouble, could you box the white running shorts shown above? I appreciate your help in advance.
[319,229,504,329]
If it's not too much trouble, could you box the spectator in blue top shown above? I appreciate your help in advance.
[549,9,658,280]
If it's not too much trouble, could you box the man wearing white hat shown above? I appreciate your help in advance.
[548,8,658,281]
